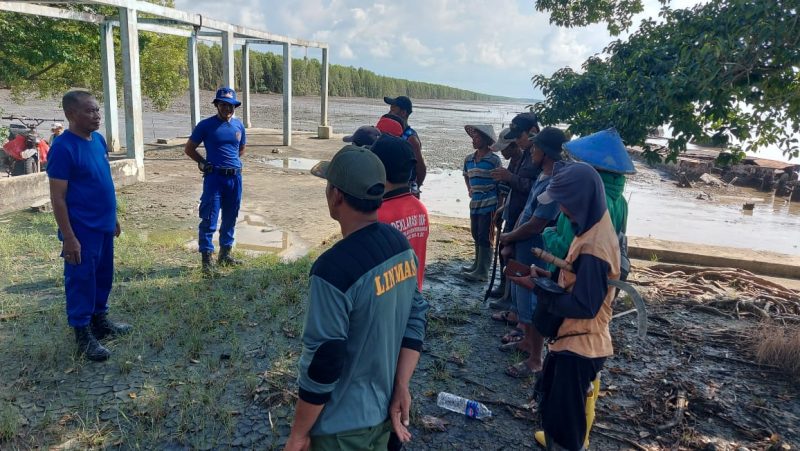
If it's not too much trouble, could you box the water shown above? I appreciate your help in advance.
[186,212,308,260]
[258,157,319,171]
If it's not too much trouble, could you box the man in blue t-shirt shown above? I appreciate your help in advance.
[47,90,132,362]
[184,87,247,275]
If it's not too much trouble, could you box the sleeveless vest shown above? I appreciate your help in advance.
[549,212,621,358]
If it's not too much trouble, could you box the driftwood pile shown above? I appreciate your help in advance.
[630,264,800,321]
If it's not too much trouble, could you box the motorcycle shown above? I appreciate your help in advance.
[2,115,61,176]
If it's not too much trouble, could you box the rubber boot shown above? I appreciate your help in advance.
[489,277,506,298]
[201,251,215,277]
[218,246,242,266]
[91,313,132,340]
[464,246,491,282]
[74,326,111,362]
[535,375,600,449]
[461,244,478,272]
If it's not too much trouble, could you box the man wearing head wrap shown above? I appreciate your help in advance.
[530,162,621,451]
[542,129,633,262]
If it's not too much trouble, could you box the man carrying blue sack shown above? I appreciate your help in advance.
[184,87,247,275]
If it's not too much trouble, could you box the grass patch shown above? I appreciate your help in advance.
[751,323,800,378]
[0,201,315,448]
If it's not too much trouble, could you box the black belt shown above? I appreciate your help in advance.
[213,167,241,176]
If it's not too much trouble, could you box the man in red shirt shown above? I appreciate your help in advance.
[371,135,429,291]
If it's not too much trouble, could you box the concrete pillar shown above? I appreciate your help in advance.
[242,42,252,128]
[119,7,145,177]
[188,28,201,129]
[317,47,331,139]
[100,22,120,151]
[221,29,235,88]
[283,43,292,146]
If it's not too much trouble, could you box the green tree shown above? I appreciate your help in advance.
[532,0,800,161]
[0,0,188,111]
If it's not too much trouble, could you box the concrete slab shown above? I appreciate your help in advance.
[629,236,800,279]
[0,158,143,215]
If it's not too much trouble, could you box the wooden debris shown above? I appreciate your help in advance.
[631,265,800,318]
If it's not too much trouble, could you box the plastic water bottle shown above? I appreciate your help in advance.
[436,392,492,419]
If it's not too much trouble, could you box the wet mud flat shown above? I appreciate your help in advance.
[0,219,798,448]
[404,226,799,450]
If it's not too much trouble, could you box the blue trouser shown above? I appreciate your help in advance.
[63,225,114,328]
[198,172,242,253]
[512,235,546,325]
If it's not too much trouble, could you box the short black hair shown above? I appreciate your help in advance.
[62,90,94,114]
[342,190,383,213]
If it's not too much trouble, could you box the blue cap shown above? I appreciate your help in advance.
[213,87,241,107]
[563,128,636,174]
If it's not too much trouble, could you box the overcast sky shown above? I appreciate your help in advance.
[174,0,702,99]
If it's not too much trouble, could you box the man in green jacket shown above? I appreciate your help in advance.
[286,146,429,451]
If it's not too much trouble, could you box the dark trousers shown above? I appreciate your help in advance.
[537,352,605,451]
[470,213,493,247]
[199,172,242,252]
[63,224,114,327]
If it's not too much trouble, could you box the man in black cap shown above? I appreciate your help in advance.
[499,127,567,378]
[371,135,430,292]
[384,95,426,195]
[343,125,381,148]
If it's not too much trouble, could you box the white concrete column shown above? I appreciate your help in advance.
[242,42,252,128]
[100,22,120,152]
[283,43,292,146]
[221,29,235,88]
[320,47,329,126]
[119,7,145,177]
[188,28,201,129]
[317,47,331,139]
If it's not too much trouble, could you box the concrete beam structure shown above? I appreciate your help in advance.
[318,47,331,139]
[283,43,292,146]
[188,28,201,129]
[0,2,104,23]
[100,22,120,151]
[221,29,235,89]
[0,0,329,158]
[118,6,145,176]
[242,43,252,128]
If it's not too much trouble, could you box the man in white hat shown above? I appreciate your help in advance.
[48,122,64,146]
[461,124,499,282]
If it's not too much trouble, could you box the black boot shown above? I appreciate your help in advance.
[217,246,242,266]
[74,326,111,361]
[91,313,132,340]
[202,251,215,276]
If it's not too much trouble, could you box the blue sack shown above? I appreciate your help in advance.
[563,128,636,175]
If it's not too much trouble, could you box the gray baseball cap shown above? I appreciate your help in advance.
[311,145,386,200]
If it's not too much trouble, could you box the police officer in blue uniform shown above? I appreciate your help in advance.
[184,87,247,274]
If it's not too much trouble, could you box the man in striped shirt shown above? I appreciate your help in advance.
[462,124,499,282]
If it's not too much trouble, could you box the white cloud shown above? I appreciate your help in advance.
[338,44,355,60]
[175,0,708,97]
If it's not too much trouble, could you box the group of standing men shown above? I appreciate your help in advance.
[460,113,634,450]
[47,84,632,450]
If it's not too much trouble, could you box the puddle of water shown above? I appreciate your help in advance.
[185,212,309,260]
[421,167,800,256]
[421,169,471,218]
[259,157,320,171]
